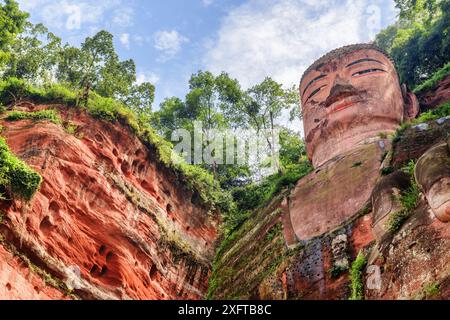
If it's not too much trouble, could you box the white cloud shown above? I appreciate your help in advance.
[17,0,125,32]
[202,0,214,6]
[120,33,130,49]
[153,30,189,62]
[112,7,134,28]
[204,0,397,89]
[136,72,160,85]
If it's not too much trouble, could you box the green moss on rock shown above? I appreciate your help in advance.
[0,137,42,201]
[6,109,61,124]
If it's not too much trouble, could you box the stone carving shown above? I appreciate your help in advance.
[415,139,450,222]
[300,44,419,168]
[370,171,411,242]
[287,44,421,241]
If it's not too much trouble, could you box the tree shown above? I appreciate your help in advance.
[0,0,28,66]
[56,30,140,107]
[4,23,62,83]
[279,127,306,168]
[124,82,155,120]
[395,0,442,26]
[243,78,299,173]
[152,97,187,139]
[375,0,450,88]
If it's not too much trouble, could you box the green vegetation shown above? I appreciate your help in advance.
[381,166,395,176]
[392,100,450,144]
[414,100,450,123]
[265,222,283,242]
[207,206,299,299]
[6,109,61,124]
[387,161,420,233]
[349,251,367,300]
[423,282,441,298]
[414,282,441,300]
[0,0,28,67]
[329,264,349,279]
[352,162,363,168]
[414,62,450,93]
[0,137,42,201]
[375,0,450,88]
[225,161,312,233]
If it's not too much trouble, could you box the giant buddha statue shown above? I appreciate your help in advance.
[300,43,419,168]
[283,44,423,243]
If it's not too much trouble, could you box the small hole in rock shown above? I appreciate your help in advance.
[6,283,12,291]
[149,264,158,281]
[90,265,99,275]
[113,149,119,157]
[39,216,53,233]
[99,245,107,255]
[106,252,114,262]
[121,162,131,175]
[101,266,108,276]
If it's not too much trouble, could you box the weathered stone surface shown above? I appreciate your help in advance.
[289,139,388,241]
[366,199,450,300]
[415,142,450,222]
[0,104,219,300]
[371,171,411,242]
[392,117,450,167]
[0,243,68,300]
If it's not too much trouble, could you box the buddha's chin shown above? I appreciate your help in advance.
[310,119,399,168]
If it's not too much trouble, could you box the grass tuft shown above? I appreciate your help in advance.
[349,251,367,300]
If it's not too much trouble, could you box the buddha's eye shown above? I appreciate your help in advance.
[352,68,386,77]
[306,85,326,103]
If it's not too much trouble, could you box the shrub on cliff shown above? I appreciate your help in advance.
[0,78,77,106]
[6,109,61,124]
[0,137,42,201]
[349,251,367,300]
[414,62,450,94]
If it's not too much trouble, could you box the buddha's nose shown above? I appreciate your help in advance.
[325,75,356,108]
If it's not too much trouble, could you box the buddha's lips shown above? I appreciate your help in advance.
[327,99,363,115]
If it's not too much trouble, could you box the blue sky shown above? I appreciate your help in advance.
[17,0,398,117]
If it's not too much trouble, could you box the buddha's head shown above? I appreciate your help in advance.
[300,44,419,168]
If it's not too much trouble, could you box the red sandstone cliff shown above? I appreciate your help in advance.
[0,103,219,300]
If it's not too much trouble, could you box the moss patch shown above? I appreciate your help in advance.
[0,137,42,201]
[6,109,61,124]
[349,251,367,300]
[387,161,420,233]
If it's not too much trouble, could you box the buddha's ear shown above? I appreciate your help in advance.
[401,84,419,121]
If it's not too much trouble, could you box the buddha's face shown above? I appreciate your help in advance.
[300,49,416,168]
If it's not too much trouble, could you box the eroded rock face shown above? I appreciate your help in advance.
[0,104,219,300]
[417,76,450,111]
[0,243,68,300]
